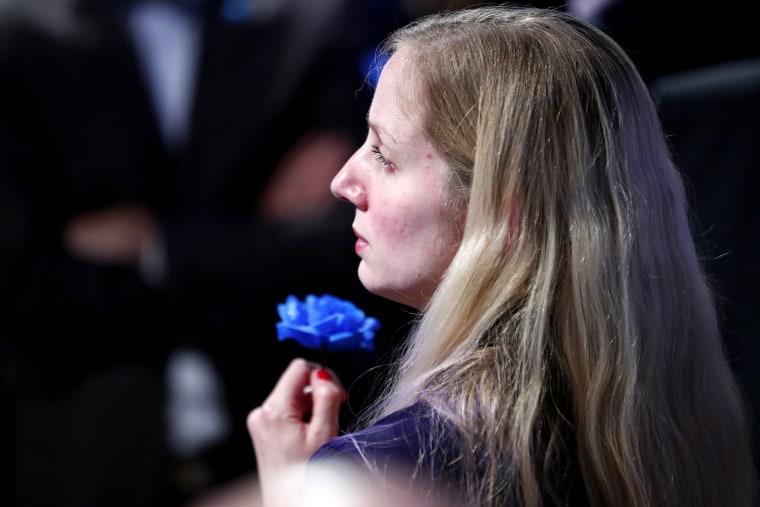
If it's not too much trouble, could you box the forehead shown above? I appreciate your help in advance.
[368,52,425,140]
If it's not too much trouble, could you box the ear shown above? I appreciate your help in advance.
[505,197,522,249]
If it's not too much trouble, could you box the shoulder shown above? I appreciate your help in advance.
[651,58,760,114]
[309,402,463,496]
[311,402,440,463]
[0,0,107,62]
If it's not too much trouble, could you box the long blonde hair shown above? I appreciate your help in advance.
[361,6,757,506]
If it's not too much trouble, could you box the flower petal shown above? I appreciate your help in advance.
[275,294,380,353]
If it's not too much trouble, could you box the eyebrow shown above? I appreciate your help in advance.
[368,118,398,145]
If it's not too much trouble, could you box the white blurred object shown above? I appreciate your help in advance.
[127,0,202,149]
[166,348,231,457]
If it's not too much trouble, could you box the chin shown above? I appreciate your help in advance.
[360,280,402,306]
[378,289,424,311]
[358,269,426,309]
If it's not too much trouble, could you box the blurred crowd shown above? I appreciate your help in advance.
[0,1,756,506]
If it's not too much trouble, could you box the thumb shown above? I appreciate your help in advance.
[306,368,347,448]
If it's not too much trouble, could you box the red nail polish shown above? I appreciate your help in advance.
[316,368,331,380]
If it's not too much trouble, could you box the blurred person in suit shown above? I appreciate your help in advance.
[0,0,411,506]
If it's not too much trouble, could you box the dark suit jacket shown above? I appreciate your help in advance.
[0,0,379,389]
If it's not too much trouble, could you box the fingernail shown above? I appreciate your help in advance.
[315,368,331,380]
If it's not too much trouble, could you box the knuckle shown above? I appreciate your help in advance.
[246,406,264,429]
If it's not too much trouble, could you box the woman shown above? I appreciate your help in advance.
[247,6,757,507]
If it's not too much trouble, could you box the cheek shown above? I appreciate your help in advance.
[371,203,458,284]
[372,199,420,248]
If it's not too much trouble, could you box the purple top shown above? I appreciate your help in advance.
[308,401,465,502]
[308,401,588,505]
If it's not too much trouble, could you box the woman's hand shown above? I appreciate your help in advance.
[246,358,346,507]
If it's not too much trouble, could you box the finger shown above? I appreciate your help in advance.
[306,368,347,447]
[262,358,317,417]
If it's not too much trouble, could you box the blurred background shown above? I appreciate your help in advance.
[0,1,756,506]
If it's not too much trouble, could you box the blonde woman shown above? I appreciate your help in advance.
[247,6,758,506]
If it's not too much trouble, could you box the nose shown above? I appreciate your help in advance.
[330,153,367,210]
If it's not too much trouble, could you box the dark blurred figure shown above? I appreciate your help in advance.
[651,57,760,464]
[0,0,412,506]
[570,0,760,472]
[576,0,759,83]
[568,0,760,461]
[573,0,760,464]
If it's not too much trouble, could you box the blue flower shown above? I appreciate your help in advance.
[276,294,380,352]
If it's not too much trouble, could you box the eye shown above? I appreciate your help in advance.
[371,145,394,171]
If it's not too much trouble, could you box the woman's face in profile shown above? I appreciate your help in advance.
[330,51,463,310]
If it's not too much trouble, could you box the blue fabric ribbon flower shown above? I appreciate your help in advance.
[276,294,380,353]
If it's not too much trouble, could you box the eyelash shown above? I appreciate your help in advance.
[371,145,393,171]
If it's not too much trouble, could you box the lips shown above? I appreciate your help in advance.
[353,227,368,254]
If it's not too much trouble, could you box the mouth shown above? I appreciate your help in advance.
[353,227,368,254]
